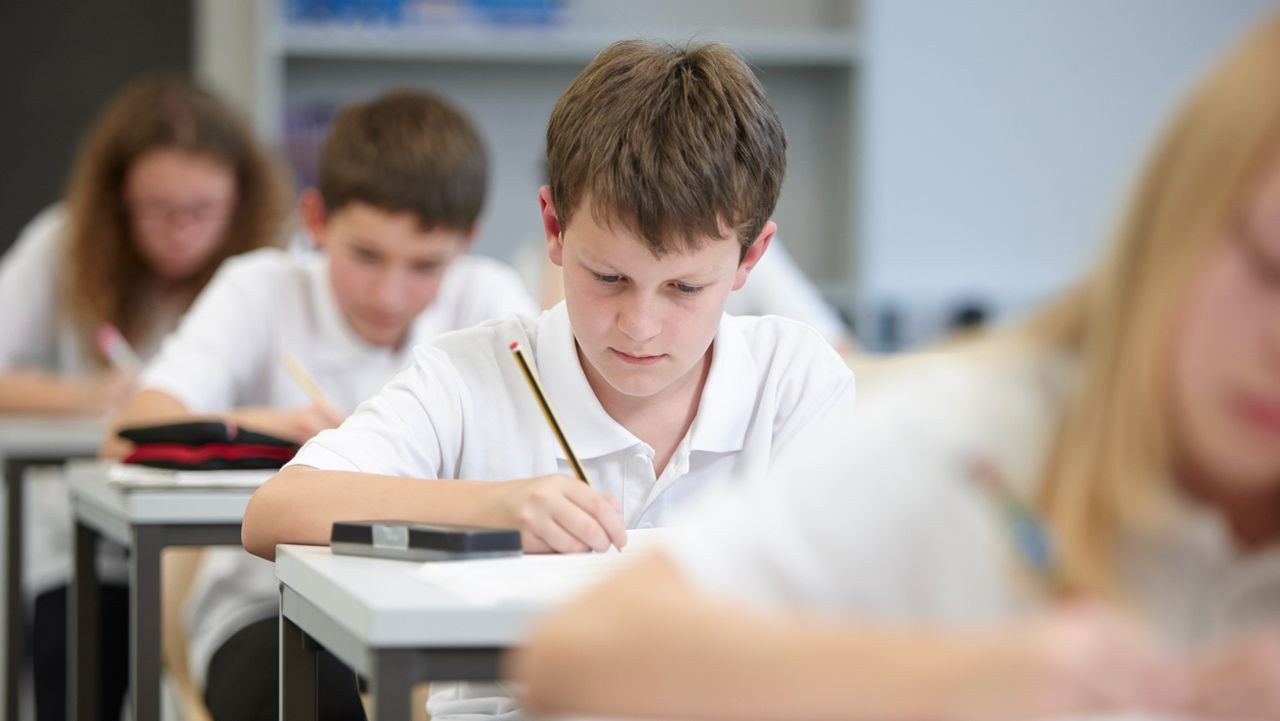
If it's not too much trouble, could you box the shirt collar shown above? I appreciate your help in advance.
[534,302,641,460]
[531,304,757,461]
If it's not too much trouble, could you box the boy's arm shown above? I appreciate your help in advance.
[508,553,1183,721]
[241,465,626,561]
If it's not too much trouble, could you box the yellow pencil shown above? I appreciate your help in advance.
[281,353,333,409]
[509,341,589,485]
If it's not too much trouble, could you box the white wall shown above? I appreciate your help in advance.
[857,0,1276,347]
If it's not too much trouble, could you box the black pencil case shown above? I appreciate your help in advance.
[118,421,299,470]
[331,521,523,562]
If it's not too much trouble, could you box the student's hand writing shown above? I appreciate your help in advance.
[1187,631,1280,719]
[229,403,346,443]
[495,475,626,554]
[968,603,1187,721]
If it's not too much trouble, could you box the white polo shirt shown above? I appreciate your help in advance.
[667,348,1280,653]
[289,301,856,718]
[142,246,539,687]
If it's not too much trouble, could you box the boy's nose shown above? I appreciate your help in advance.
[617,294,661,342]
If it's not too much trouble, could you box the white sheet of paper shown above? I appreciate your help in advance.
[411,527,672,607]
[106,463,274,489]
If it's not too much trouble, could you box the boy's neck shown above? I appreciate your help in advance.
[579,344,713,477]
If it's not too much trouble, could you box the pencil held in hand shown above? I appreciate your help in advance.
[510,341,590,485]
[96,324,141,374]
[281,353,334,409]
[970,458,1067,596]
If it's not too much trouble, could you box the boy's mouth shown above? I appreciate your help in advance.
[611,348,665,365]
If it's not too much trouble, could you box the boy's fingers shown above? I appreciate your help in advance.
[563,482,627,549]
[531,514,591,554]
[554,500,613,553]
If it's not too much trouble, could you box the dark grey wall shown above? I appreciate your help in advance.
[0,2,192,255]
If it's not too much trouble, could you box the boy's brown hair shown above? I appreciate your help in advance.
[546,39,786,258]
[319,89,487,231]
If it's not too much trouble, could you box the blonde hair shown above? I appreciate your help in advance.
[62,74,289,362]
[1011,14,1280,595]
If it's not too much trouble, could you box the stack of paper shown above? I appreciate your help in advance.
[412,527,671,606]
[106,463,274,490]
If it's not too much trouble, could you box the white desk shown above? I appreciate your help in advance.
[66,461,264,721]
[0,417,103,721]
[277,545,547,720]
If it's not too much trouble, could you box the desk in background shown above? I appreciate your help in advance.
[0,417,102,721]
[66,461,266,721]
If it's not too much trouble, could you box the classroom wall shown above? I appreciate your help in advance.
[0,2,193,256]
[857,0,1277,348]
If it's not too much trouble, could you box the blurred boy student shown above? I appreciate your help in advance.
[243,39,856,719]
[511,12,1280,721]
[111,89,536,720]
[0,76,289,721]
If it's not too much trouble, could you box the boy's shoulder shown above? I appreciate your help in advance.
[723,313,847,374]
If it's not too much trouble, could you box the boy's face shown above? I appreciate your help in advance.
[540,186,773,406]
[303,192,472,348]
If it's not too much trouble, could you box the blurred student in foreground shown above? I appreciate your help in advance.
[510,12,1280,721]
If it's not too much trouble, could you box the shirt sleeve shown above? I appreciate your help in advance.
[0,206,67,371]
[138,258,273,412]
[287,342,465,480]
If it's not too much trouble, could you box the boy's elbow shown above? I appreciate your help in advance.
[242,476,284,560]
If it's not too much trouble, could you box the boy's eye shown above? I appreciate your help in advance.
[352,248,380,263]
[674,283,704,295]
[593,273,623,284]
[412,263,443,275]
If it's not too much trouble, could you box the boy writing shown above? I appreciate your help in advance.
[112,89,536,719]
[243,40,857,719]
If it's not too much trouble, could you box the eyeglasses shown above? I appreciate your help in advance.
[126,197,233,228]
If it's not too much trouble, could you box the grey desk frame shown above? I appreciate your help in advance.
[276,545,545,721]
[67,462,260,721]
[0,418,102,721]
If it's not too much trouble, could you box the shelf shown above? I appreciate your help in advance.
[276,23,860,66]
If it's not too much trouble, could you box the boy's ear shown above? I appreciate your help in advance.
[539,185,565,267]
[299,189,328,250]
[732,220,776,291]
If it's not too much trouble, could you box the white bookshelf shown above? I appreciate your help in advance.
[196,0,862,302]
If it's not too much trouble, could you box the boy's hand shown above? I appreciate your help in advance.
[1188,632,1280,719]
[967,603,1188,721]
[496,475,626,554]
[229,403,346,443]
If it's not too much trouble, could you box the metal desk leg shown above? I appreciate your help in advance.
[71,520,102,721]
[4,458,25,721]
[369,649,414,721]
[281,610,319,721]
[130,525,163,721]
